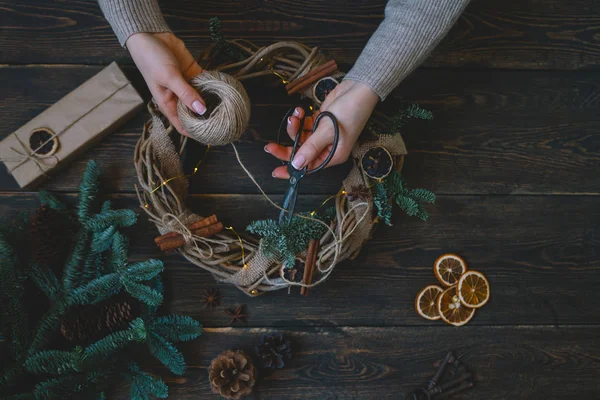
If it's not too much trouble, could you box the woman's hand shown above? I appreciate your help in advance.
[126,32,205,136]
[265,80,379,178]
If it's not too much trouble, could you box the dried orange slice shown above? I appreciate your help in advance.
[458,270,490,308]
[415,285,444,320]
[434,254,467,287]
[437,286,475,326]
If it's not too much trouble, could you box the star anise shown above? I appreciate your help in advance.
[201,288,221,308]
[225,305,249,325]
[347,185,371,202]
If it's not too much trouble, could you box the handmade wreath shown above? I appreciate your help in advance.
[134,29,435,297]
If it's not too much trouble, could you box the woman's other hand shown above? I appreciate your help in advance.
[126,32,205,136]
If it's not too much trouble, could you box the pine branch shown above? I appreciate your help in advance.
[108,232,129,271]
[123,260,164,282]
[81,319,146,366]
[373,182,393,226]
[28,263,61,301]
[85,210,137,232]
[63,230,91,291]
[70,273,122,306]
[209,17,244,61]
[247,212,330,267]
[409,188,436,204]
[38,191,67,211]
[150,315,202,343]
[77,161,100,223]
[123,281,163,307]
[128,363,168,400]
[367,103,433,136]
[147,332,186,375]
[24,350,78,375]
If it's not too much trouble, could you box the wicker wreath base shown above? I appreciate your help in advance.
[134,41,407,296]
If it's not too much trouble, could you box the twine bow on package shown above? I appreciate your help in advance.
[0,62,143,188]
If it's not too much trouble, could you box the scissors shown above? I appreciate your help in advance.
[276,107,340,224]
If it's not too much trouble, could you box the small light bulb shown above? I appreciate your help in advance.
[243,264,248,269]
[310,211,316,216]
[251,290,258,295]
[341,190,347,195]
[309,105,314,111]
[193,167,198,173]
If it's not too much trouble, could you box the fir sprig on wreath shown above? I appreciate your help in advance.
[0,161,202,399]
[374,170,436,225]
[247,208,335,268]
[209,17,245,61]
[367,104,433,136]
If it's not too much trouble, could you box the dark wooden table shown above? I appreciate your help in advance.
[2,0,600,399]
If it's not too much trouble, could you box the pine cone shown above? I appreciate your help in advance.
[209,350,257,399]
[29,205,71,266]
[255,332,292,369]
[61,296,139,344]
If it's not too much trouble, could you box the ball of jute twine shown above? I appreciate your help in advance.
[178,71,251,146]
[134,40,407,296]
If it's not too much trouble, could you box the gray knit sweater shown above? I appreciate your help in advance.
[98,0,469,100]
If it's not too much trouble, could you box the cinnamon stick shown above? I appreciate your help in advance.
[154,214,218,245]
[301,239,320,296]
[158,222,224,252]
[286,60,337,95]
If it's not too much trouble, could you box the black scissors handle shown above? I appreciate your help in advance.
[277,108,340,174]
[276,107,340,225]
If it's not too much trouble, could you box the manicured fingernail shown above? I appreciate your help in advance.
[272,171,277,178]
[292,155,306,169]
[264,145,270,153]
[287,117,292,125]
[192,100,206,115]
[293,107,301,117]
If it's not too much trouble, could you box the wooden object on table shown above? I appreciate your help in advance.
[300,239,320,296]
[286,60,338,95]
[154,214,218,245]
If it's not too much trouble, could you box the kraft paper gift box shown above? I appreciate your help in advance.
[0,62,143,189]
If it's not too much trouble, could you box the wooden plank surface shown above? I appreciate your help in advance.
[1,66,599,195]
[2,192,597,327]
[111,325,600,399]
[2,0,600,69]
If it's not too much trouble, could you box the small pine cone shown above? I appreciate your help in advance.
[102,299,135,332]
[29,205,71,266]
[60,305,102,343]
[255,332,292,369]
[209,350,256,400]
[61,296,139,344]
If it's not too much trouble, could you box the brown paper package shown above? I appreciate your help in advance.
[0,62,143,189]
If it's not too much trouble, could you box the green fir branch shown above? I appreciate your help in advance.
[247,211,332,267]
[128,363,169,400]
[28,263,61,301]
[373,182,393,226]
[38,191,67,211]
[77,160,100,223]
[150,315,202,343]
[147,332,186,376]
[367,103,433,136]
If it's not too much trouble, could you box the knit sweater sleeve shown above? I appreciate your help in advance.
[345,0,470,100]
[97,0,170,47]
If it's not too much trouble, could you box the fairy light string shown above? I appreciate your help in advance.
[150,144,211,194]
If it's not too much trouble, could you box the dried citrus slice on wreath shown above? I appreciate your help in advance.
[437,286,475,327]
[415,285,444,320]
[434,254,467,287]
[457,270,490,308]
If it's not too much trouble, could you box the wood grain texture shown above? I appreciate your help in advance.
[111,325,600,399]
[1,66,599,195]
[1,193,597,327]
[2,0,600,69]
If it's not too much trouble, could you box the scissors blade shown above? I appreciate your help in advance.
[279,184,299,225]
